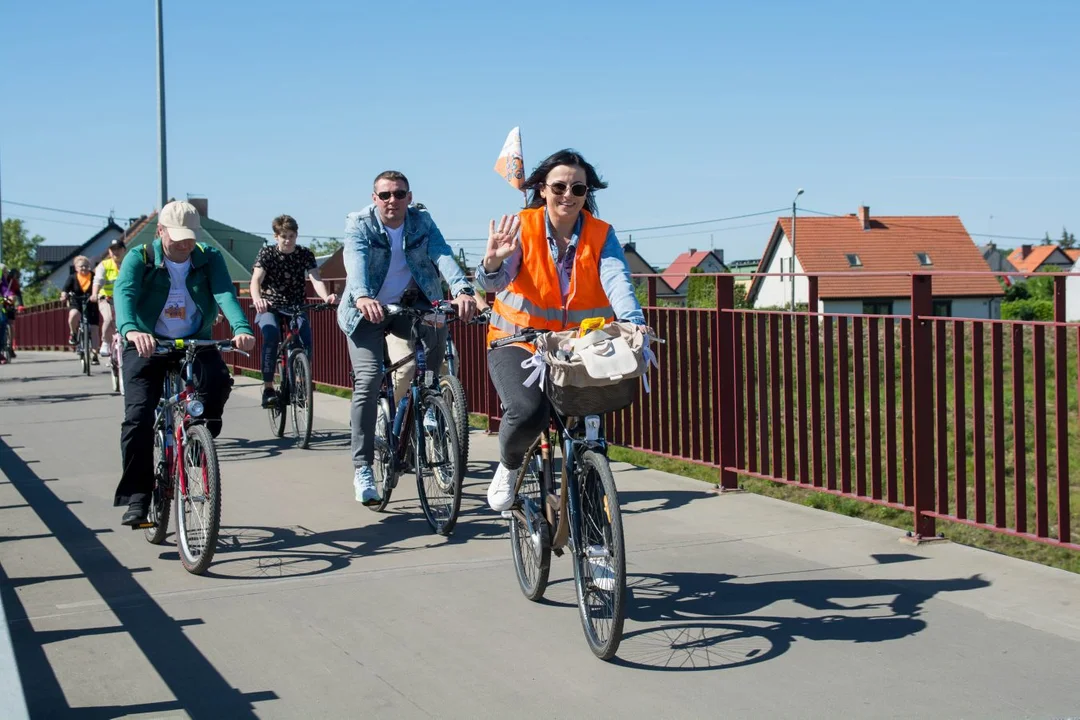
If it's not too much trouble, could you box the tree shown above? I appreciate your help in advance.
[1,218,45,282]
[1060,227,1076,250]
[1044,232,1052,244]
[307,237,343,256]
[686,267,715,308]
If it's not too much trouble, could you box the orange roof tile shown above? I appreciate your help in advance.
[757,214,1003,299]
[1064,249,1080,263]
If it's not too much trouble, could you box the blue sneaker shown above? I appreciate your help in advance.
[354,467,380,506]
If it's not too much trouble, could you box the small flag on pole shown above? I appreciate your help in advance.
[493,127,525,190]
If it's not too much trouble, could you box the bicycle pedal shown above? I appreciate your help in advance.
[500,510,514,519]
[130,521,155,530]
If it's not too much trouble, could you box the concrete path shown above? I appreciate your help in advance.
[1,352,1077,719]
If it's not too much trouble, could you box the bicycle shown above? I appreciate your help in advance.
[109,331,124,394]
[490,325,658,660]
[0,299,14,364]
[265,302,335,449]
[439,308,489,475]
[72,297,95,377]
[138,338,247,575]
[368,301,463,535]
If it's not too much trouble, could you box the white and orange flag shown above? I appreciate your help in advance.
[493,127,525,190]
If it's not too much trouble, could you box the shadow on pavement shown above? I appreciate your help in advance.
[0,435,277,718]
[608,569,989,671]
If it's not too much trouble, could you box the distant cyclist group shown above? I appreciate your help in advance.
[41,148,658,659]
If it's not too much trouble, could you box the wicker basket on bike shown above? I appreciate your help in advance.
[523,320,657,417]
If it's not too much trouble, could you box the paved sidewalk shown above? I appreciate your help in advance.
[1,352,1078,718]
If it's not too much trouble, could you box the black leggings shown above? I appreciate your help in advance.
[488,346,550,470]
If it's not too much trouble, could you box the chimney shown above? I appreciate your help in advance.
[1021,244,1033,259]
[189,198,209,218]
[624,241,635,252]
[689,248,697,254]
[857,205,870,230]
[713,248,724,263]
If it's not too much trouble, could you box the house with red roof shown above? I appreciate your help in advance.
[1007,244,1073,274]
[661,248,728,304]
[747,206,1005,319]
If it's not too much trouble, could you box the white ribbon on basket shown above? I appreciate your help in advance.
[520,351,548,389]
[641,333,660,394]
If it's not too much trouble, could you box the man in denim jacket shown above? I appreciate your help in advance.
[338,171,477,504]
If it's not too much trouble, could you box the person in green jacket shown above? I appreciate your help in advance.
[113,200,255,527]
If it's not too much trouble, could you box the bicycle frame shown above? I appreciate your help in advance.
[154,350,205,500]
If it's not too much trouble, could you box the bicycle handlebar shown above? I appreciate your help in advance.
[383,301,459,322]
[489,323,663,350]
[274,302,336,316]
[152,338,249,357]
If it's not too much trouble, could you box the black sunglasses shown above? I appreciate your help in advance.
[545,182,589,197]
[376,190,409,201]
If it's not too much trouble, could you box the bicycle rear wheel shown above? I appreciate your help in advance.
[572,450,626,661]
[368,397,395,513]
[175,423,222,575]
[289,350,314,448]
[81,325,91,376]
[439,374,469,477]
[144,428,172,545]
[510,440,551,601]
[414,394,462,535]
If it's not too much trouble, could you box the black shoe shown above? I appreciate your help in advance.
[91,353,100,365]
[261,388,278,409]
[121,503,148,527]
[68,334,77,346]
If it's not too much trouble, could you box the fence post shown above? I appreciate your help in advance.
[910,274,936,539]
[647,276,657,307]
[715,275,737,490]
[484,291,500,434]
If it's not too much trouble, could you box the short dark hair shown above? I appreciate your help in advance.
[373,171,409,191]
[272,214,298,236]
[522,149,608,216]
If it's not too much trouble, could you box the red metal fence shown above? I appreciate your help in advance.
[12,273,1078,553]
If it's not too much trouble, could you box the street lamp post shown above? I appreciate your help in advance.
[156,0,168,208]
[791,188,804,311]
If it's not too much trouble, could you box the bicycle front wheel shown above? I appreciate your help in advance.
[289,350,314,448]
[267,367,286,438]
[572,450,626,661]
[415,394,462,535]
[144,428,172,545]
[510,439,551,601]
[175,424,222,575]
[439,374,469,477]
[81,326,91,376]
[368,397,395,513]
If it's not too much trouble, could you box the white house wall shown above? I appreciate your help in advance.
[752,232,808,309]
[1067,257,1080,322]
[820,297,999,319]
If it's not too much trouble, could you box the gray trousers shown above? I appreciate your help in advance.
[347,306,447,467]
[488,346,550,470]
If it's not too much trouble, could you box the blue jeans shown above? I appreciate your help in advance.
[0,313,7,354]
[256,311,311,382]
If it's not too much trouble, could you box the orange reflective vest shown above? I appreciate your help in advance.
[488,207,614,350]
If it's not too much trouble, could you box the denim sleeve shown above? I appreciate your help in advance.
[474,244,522,293]
[342,213,373,298]
[599,226,645,325]
[425,218,470,296]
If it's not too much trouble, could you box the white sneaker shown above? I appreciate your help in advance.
[587,548,616,592]
[354,467,380,506]
[487,463,515,512]
[99,342,109,356]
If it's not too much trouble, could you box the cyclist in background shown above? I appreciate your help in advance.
[93,237,128,357]
[0,263,24,363]
[249,214,338,408]
[60,255,101,364]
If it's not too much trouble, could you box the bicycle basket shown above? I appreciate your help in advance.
[527,322,653,417]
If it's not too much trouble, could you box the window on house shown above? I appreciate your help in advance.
[846,253,862,267]
[932,300,952,317]
[916,252,933,266]
[862,301,893,315]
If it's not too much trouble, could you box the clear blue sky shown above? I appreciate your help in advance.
[2,0,1078,268]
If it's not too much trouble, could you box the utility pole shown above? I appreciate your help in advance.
[791,188,804,311]
[156,0,168,208]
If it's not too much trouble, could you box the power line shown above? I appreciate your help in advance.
[619,208,787,233]
[6,213,108,229]
[630,220,775,242]
[1,199,119,220]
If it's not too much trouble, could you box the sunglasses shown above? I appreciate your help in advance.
[376,190,409,201]
[545,182,589,197]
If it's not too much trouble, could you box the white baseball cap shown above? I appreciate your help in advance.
[159,200,201,241]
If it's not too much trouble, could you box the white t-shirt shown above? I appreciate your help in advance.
[376,223,413,305]
[154,258,202,338]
